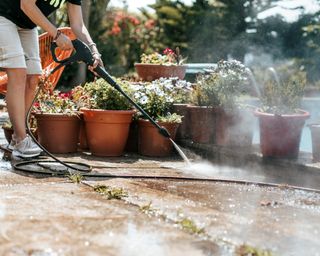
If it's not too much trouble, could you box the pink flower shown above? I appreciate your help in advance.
[163,48,175,55]
[145,19,156,30]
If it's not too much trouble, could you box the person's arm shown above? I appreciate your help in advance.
[20,0,73,50]
[67,3,103,68]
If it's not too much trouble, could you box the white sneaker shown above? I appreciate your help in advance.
[7,135,16,152]
[12,135,43,158]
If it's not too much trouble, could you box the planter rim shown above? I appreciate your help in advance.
[134,63,187,68]
[254,108,310,119]
[138,118,180,126]
[34,113,80,118]
[187,105,215,109]
[80,108,135,115]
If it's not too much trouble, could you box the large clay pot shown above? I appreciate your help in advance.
[254,109,310,158]
[215,108,254,147]
[138,119,179,157]
[172,104,190,141]
[188,106,215,144]
[134,63,187,81]
[35,113,81,154]
[81,109,134,157]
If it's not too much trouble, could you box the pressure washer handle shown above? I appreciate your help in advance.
[50,40,95,66]
[50,42,68,64]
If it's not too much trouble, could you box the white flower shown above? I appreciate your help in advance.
[134,92,142,99]
[140,95,149,104]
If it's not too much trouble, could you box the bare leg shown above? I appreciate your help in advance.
[6,68,27,142]
[25,74,40,115]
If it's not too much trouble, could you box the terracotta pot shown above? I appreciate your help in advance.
[35,113,81,154]
[172,104,190,140]
[82,109,134,157]
[188,106,215,144]
[138,119,179,157]
[134,63,187,81]
[215,108,254,147]
[254,109,310,158]
[309,124,320,162]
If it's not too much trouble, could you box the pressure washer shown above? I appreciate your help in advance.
[13,39,188,174]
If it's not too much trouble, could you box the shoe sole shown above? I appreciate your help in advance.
[12,151,42,159]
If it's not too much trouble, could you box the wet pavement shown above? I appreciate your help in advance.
[0,131,320,255]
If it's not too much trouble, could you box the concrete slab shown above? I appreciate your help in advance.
[0,129,320,255]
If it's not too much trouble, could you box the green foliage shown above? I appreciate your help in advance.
[157,113,183,123]
[139,201,157,215]
[236,244,274,256]
[177,218,205,235]
[54,0,320,89]
[33,90,79,115]
[140,47,185,65]
[93,185,128,200]
[67,173,84,184]
[259,66,306,114]
[99,10,163,76]
[81,78,133,110]
[192,60,249,108]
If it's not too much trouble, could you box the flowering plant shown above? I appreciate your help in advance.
[131,77,192,122]
[76,78,134,111]
[140,47,186,65]
[33,89,79,115]
[192,60,249,109]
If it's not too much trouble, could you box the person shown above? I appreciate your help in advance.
[0,0,102,158]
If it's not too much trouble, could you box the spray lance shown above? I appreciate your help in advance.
[50,39,171,139]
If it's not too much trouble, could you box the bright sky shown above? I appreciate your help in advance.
[258,0,320,22]
[109,0,320,22]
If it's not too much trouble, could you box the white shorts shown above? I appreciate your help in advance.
[0,16,42,75]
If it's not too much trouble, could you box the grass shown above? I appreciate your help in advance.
[236,244,274,256]
[93,184,128,200]
[177,218,205,235]
[140,201,157,215]
[67,173,84,184]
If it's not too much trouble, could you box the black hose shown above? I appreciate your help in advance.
[12,159,320,194]
[18,67,92,174]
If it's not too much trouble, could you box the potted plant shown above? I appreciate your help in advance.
[134,47,187,81]
[78,78,135,157]
[33,89,81,154]
[189,60,254,146]
[132,77,188,157]
[254,68,310,158]
[171,79,193,141]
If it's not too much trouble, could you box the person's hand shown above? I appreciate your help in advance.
[88,52,104,76]
[55,32,73,50]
